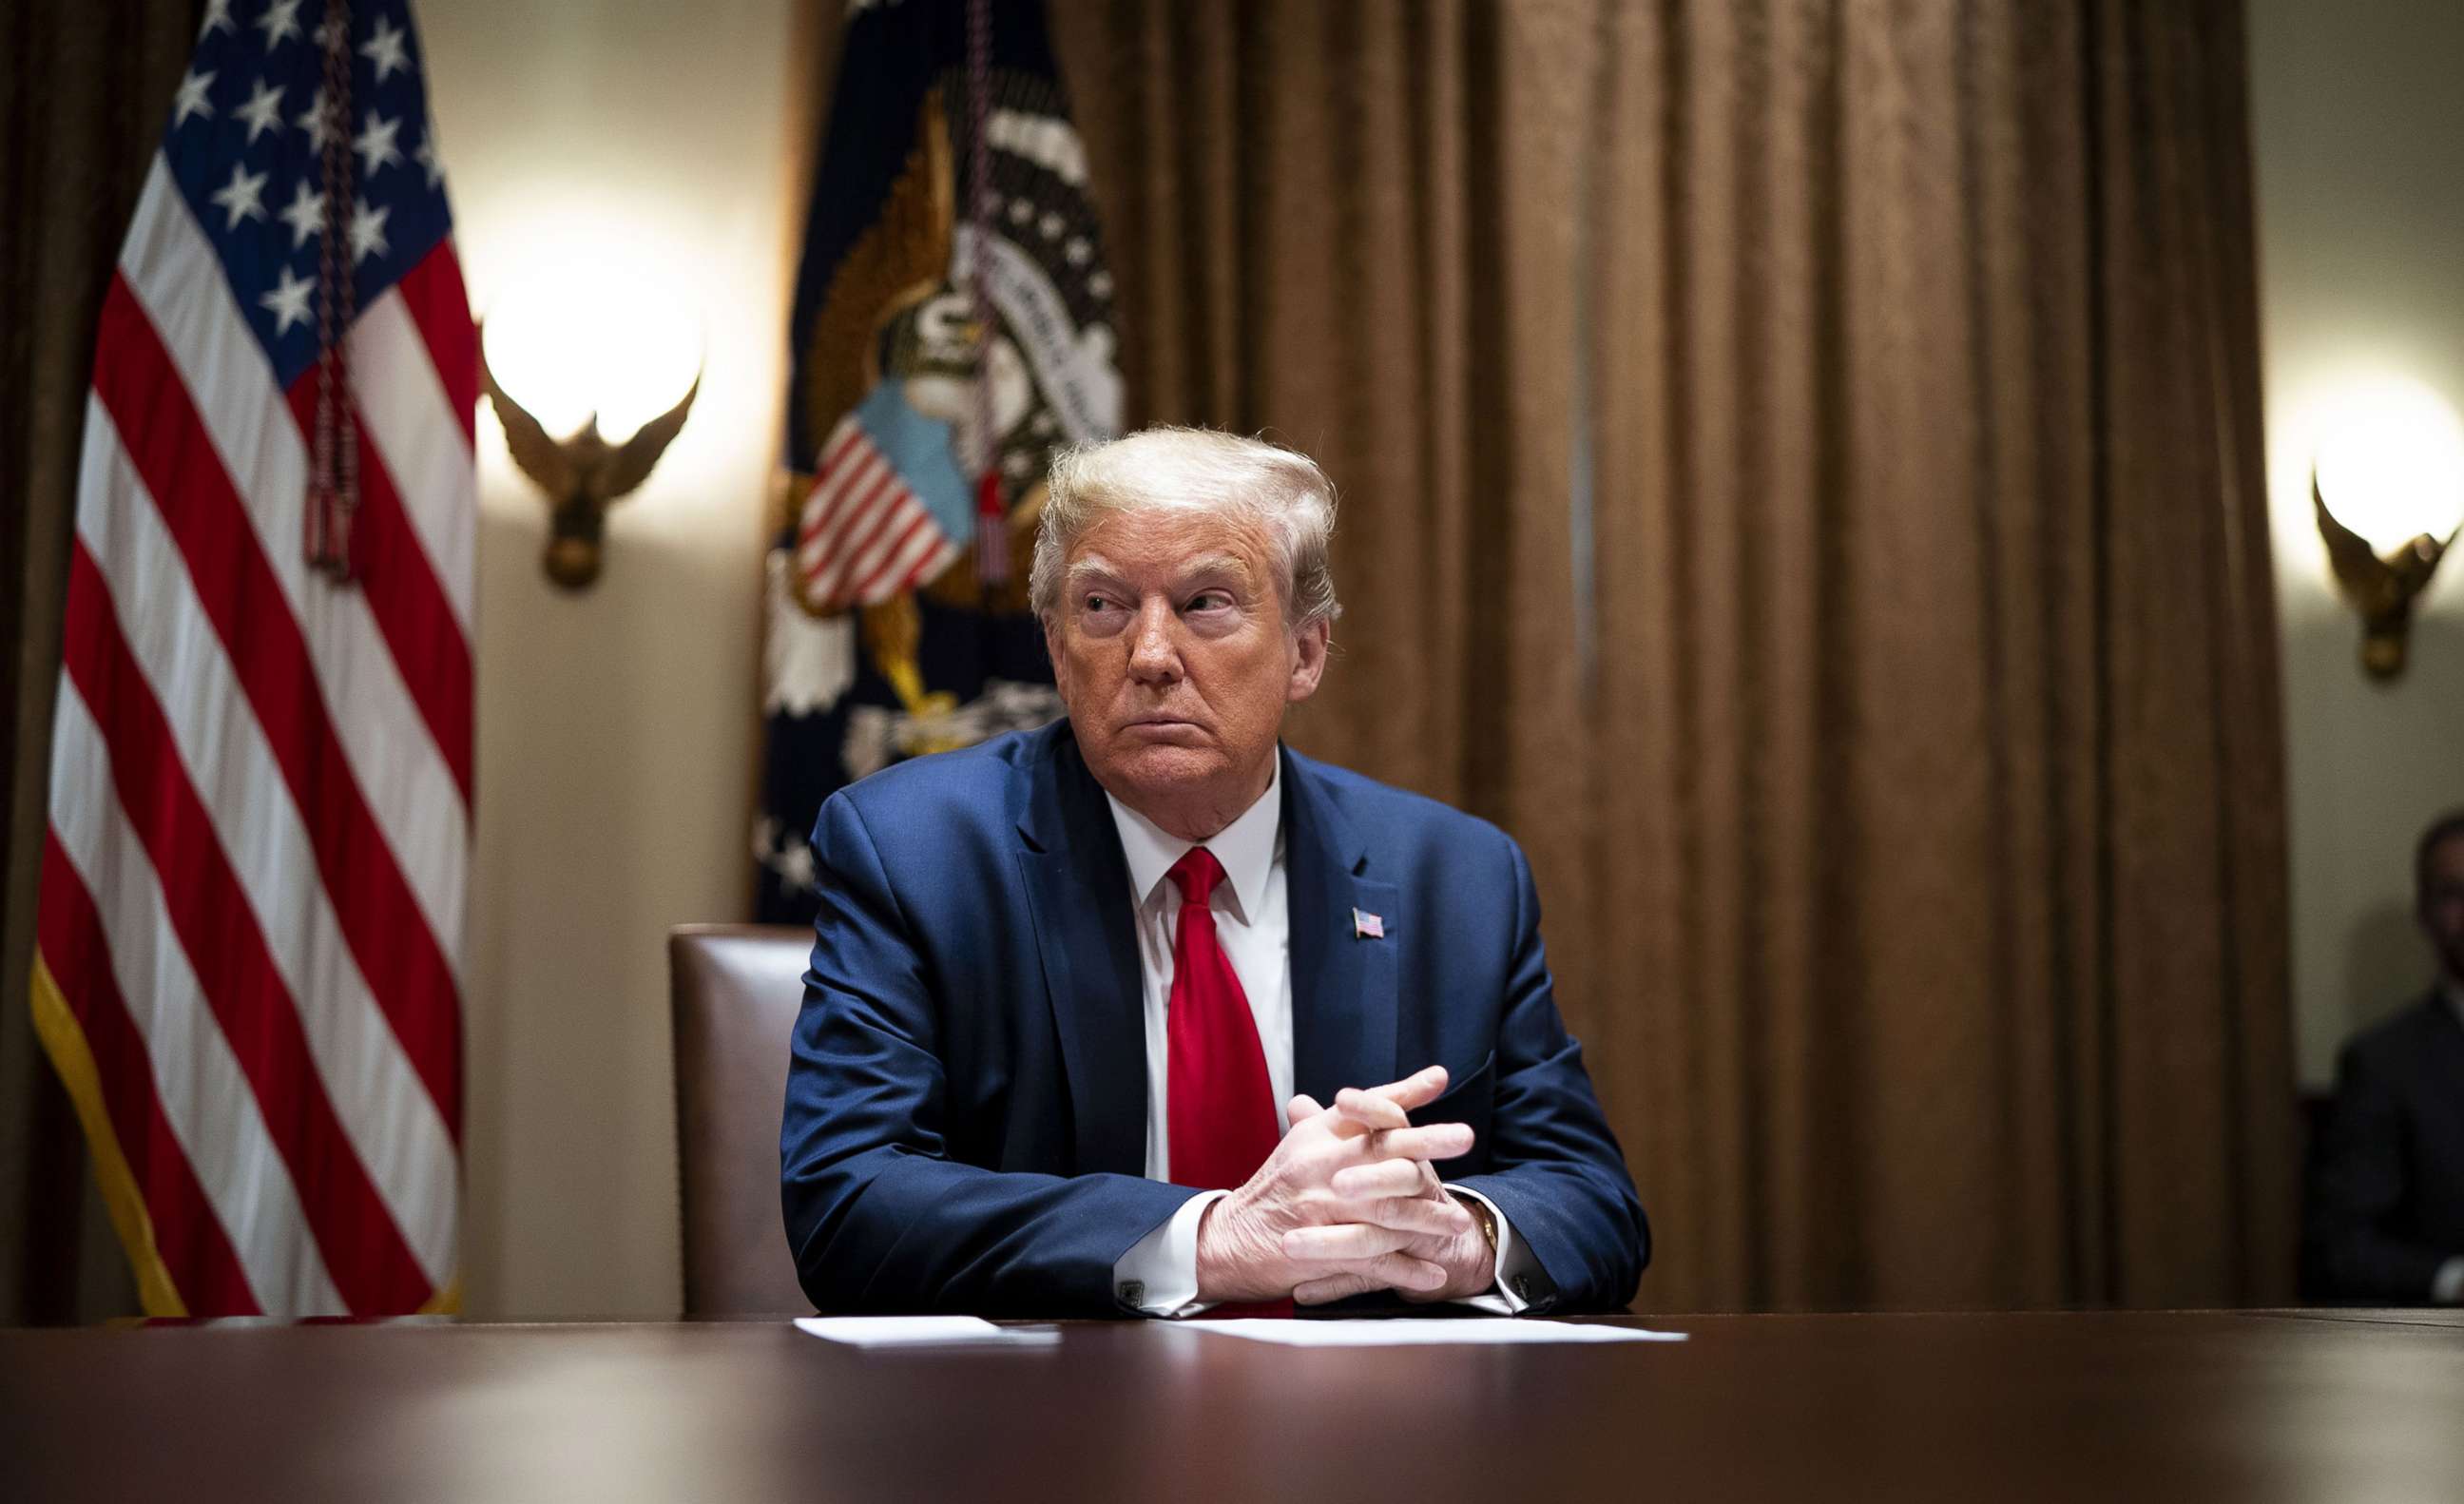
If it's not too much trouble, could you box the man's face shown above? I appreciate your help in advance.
[1045,505,1328,821]
[2422,833,2464,984]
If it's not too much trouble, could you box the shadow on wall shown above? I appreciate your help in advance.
[2341,900,2431,1038]
[2315,608,2464,1051]
[459,492,760,1316]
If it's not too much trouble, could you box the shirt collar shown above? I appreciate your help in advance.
[1104,753,1282,925]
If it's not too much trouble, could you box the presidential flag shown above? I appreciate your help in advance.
[754,0,1121,921]
[29,0,472,1317]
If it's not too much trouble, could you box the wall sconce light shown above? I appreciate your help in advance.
[2312,378,2464,679]
[479,267,703,590]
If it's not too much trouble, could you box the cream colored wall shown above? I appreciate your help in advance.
[2248,0,2464,1086]
[423,0,815,1316]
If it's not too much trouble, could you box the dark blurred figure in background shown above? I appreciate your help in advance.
[2306,811,2464,1305]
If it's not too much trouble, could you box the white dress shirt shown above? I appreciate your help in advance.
[1105,758,1538,1315]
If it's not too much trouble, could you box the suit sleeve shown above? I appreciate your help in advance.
[2304,1037,2452,1302]
[780,790,1197,1316]
[1441,837,1650,1314]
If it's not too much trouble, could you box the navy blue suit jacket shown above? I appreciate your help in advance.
[2304,994,2464,1302]
[780,720,1647,1317]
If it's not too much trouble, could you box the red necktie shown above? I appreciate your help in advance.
[1165,847,1287,1317]
[1165,847,1280,1191]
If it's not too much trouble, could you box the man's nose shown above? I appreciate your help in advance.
[1127,600,1182,683]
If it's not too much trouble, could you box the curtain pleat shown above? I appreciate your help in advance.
[0,0,201,1324]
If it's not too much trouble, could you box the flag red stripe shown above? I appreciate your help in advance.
[850,512,933,601]
[818,453,900,551]
[893,538,955,599]
[811,423,871,491]
[827,484,914,598]
[850,511,933,599]
[840,463,907,547]
[62,546,433,1314]
[794,467,847,553]
[90,277,464,1135]
[37,836,261,1316]
[799,448,885,557]
[813,422,864,488]
[393,243,477,447]
[279,377,475,800]
[805,471,906,595]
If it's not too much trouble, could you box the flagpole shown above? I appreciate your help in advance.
[966,0,1006,587]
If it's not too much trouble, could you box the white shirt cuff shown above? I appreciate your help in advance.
[2434,1256,2464,1306]
[1448,1186,1541,1314]
[1114,1190,1226,1317]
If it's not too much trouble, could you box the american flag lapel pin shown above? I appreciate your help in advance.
[1352,908,1385,940]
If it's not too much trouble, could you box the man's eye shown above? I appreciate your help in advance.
[1186,591,1232,612]
[1084,593,1117,612]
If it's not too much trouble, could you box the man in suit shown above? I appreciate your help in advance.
[781,427,1646,1317]
[2305,810,2464,1304]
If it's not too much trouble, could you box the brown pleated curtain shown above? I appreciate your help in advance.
[0,0,201,1322]
[1053,0,2292,1310]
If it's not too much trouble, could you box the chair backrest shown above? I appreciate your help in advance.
[668,923,813,1316]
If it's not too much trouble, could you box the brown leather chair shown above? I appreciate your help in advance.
[668,923,813,1316]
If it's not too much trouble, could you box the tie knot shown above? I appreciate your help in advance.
[1167,846,1226,908]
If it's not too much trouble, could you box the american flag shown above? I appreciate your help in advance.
[29,0,471,1317]
[794,406,962,613]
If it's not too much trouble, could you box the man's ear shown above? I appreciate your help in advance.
[1043,617,1070,697]
[1286,617,1330,704]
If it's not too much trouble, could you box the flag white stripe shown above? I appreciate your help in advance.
[78,402,459,1284]
[805,420,871,510]
[842,506,930,602]
[116,162,469,964]
[820,418,864,471]
[916,538,961,588]
[48,681,349,1318]
[795,423,865,530]
[804,483,903,600]
[800,445,888,550]
[814,489,930,605]
[349,290,476,630]
[797,449,887,571]
[868,529,956,604]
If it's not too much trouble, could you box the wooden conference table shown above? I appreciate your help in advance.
[7,1309,2464,1501]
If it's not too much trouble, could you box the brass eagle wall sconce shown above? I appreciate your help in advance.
[2315,479,2455,680]
[2310,379,2464,681]
[481,341,700,591]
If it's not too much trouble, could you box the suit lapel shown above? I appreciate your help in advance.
[1283,747,1399,1105]
[1016,724,1147,1177]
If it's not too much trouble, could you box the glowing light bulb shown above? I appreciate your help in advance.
[2313,377,2464,556]
[480,264,703,446]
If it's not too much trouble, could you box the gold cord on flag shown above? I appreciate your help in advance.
[306,0,360,583]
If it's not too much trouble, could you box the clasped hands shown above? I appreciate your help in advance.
[1193,1064,1492,1305]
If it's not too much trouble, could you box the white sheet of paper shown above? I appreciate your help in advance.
[793,1316,1063,1348]
[1177,1319,1687,1347]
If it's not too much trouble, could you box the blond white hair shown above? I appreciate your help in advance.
[1030,427,1341,632]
